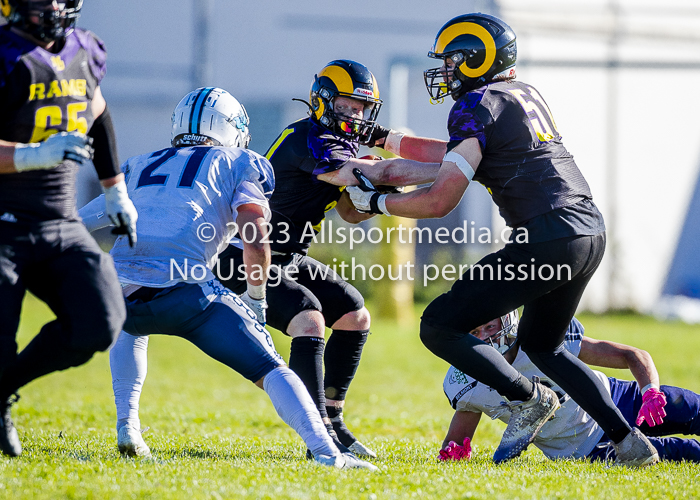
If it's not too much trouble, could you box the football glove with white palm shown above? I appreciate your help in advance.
[103,180,138,247]
[346,168,390,215]
[240,291,267,326]
[14,132,94,172]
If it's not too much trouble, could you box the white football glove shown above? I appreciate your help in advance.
[13,132,94,172]
[347,168,390,215]
[240,291,267,326]
[103,180,138,247]
[347,186,390,215]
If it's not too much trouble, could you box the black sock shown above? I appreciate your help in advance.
[288,336,327,419]
[325,405,358,447]
[324,329,369,402]
[326,405,342,420]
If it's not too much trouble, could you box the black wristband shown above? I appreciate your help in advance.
[88,105,120,180]
[368,192,383,214]
[365,124,391,148]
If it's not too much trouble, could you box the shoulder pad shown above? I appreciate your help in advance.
[72,28,107,83]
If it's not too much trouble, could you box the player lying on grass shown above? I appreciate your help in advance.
[79,87,375,470]
[439,312,700,463]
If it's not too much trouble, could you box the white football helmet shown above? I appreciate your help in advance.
[487,310,520,354]
[171,87,251,148]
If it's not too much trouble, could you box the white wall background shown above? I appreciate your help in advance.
[9,0,700,312]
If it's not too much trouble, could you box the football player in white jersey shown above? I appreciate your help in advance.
[439,312,700,463]
[79,87,375,470]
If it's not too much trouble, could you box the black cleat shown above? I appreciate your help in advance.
[331,414,377,458]
[0,394,22,457]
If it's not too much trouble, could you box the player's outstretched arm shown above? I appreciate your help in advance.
[442,410,481,449]
[380,130,448,164]
[347,138,481,219]
[237,203,271,325]
[78,194,111,232]
[0,133,94,173]
[578,337,660,390]
[317,157,440,188]
[578,336,667,427]
[439,410,480,461]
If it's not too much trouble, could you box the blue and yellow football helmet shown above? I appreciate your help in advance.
[309,60,382,144]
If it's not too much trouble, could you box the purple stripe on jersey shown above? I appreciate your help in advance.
[308,123,358,179]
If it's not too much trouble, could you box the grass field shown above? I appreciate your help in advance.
[2,294,700,499]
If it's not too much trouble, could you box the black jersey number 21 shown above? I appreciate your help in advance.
[508,87,560,143]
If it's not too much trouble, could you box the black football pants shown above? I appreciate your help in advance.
[0,220,125,399]
[421,232,632,442]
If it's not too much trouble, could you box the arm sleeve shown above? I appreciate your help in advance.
[78,194,111,232]
[88,105,121,180]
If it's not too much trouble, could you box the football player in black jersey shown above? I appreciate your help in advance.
[347,14,658,467]
[217,60,444,458]
[0,0,137,456]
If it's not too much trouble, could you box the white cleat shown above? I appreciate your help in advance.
[348,440,377,459]
[613,428,659,468]
[492,377,560,464]
[314,452,378,471]
[340,452,378,471]
[117,424,152,458]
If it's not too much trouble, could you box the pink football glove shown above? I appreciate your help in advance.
[438,437,472,461]
[635,387,667,427]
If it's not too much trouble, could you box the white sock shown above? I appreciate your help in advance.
[263,366,338,459]
[109,331,149,430]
